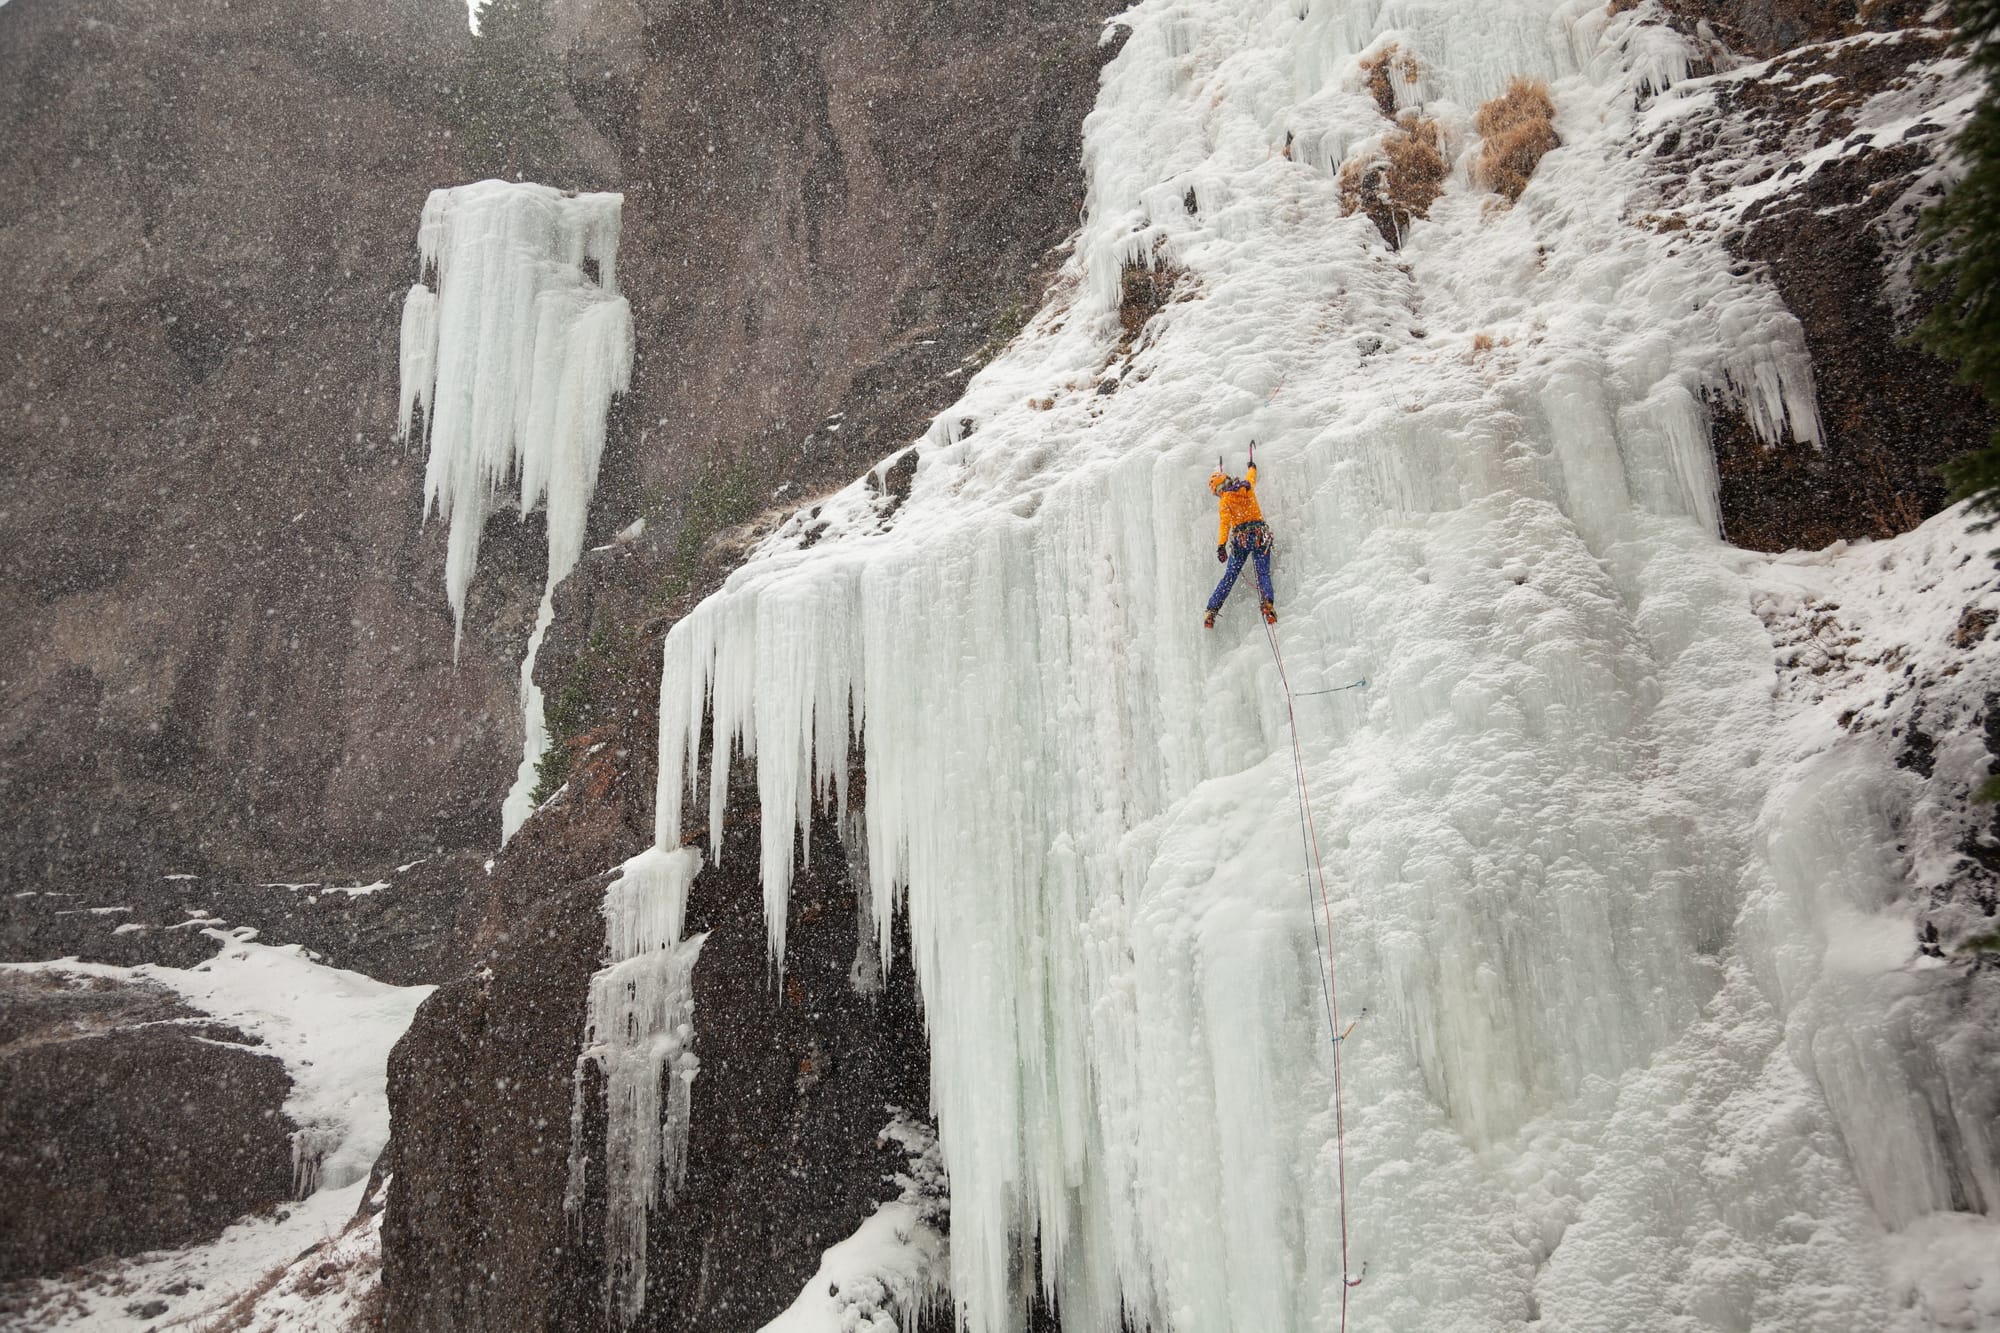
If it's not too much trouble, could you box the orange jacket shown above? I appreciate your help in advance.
[1215,464,1263,544]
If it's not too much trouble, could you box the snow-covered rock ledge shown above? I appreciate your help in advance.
[0,938,430,1328]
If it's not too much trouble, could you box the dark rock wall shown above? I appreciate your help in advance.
[381,766,930,1332]
[0,853,489,987]
[1658,0,1937,59]
[0,0,532,888]
[1721,27,1993,552]
[0,0,1113,895]
[562,0,1114,506]
[601,808,932,1331]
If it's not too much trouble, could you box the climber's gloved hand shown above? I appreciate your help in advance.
[1216,544,1227,563]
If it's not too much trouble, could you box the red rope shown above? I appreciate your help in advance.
[1266,620,1359,1328]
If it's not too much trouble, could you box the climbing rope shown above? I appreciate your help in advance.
[1264,620,1362,1327]
[1293,676,1369,698]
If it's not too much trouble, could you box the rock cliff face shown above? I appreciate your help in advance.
[381,768,932,1331]
[1642,1,1999,550]
[0,0,1111,1305]
[376,7,1122,1325]
[1662,0,1930,55]
[0,0,1116,893]
[0,0,524,887]
[0,853,487,986]
[563,0,1115,495]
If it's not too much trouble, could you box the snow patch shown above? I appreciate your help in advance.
[758,1204,948,1333]
[0,1179,373,1331]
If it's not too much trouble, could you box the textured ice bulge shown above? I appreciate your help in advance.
[641,3,1994,1331]
[566,846,707,1326]
[396,179,633,838]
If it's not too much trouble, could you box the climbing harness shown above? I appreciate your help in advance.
[1265,620,1363,1326]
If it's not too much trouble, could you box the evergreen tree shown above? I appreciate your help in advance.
[455,0,563,180]
[1916,0,2000,513]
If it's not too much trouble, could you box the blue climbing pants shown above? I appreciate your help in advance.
[1208,520,1274,612]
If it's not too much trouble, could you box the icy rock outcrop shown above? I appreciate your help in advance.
[640,1,1996,1330]
[1631,23,1997,551]
[1747,519,2000,1228]
[759,1203,948,1333]
[565,846,706,1326]
[396,179,633,838]
[761,1113,951,1332]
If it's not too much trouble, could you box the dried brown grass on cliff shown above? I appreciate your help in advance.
[1117,256,1191,347]
[1339,115,1448,248]
[1475,77,1560,202]
[1358,43,1422,117]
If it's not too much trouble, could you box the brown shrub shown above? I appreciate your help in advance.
[1475,77,1560,202]
[1338,115,1448,249]
[1471,332,1495,356]
[1358,43,1422,118]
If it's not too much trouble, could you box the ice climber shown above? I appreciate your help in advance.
[1205,449,1276,628]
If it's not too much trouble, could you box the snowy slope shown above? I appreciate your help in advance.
[11,931,432,1195]
[0,1178,379,1332]
[1,940,429,1330]
[600,1,2000,1329]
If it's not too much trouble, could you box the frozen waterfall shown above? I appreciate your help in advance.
[396,179,633,839]
[608,1,1997,1330]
